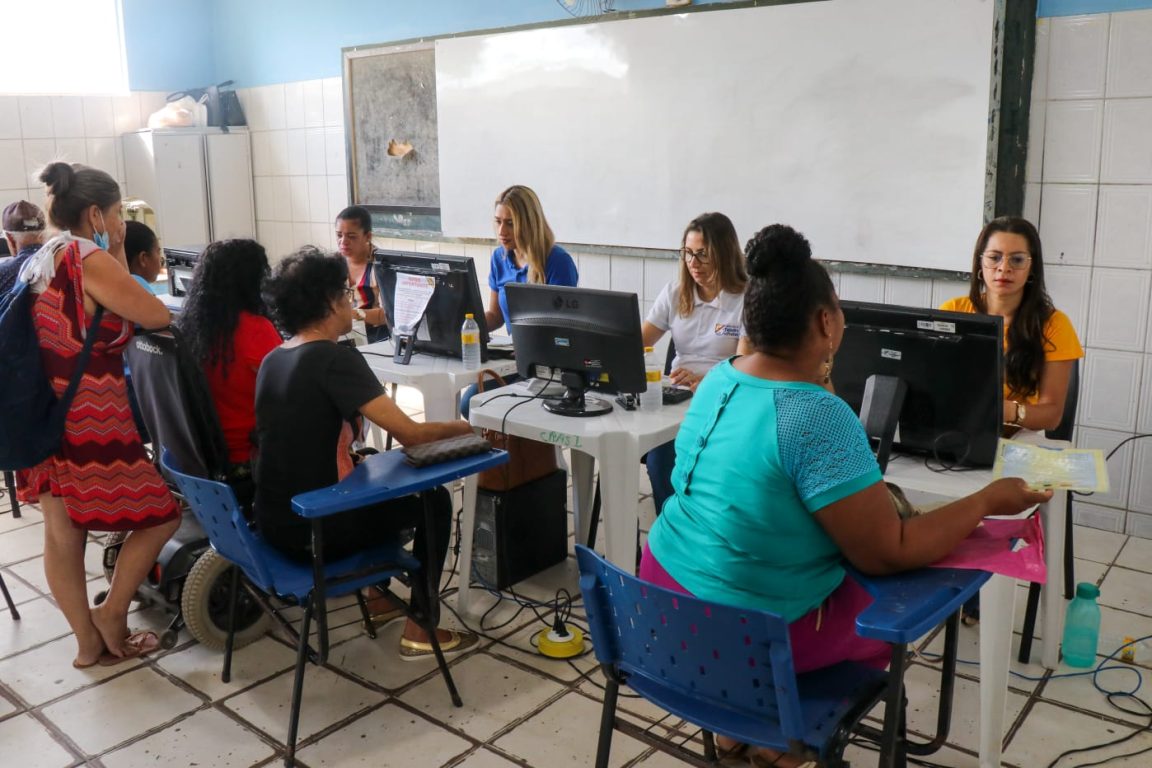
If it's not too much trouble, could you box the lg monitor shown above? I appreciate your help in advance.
[831,301,1004,468]
[374,250,490,362]
[505,283,646,417]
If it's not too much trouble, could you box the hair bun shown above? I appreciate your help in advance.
[745,224,812,278]
[38,161,75,198]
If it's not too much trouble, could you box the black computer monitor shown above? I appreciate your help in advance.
[831,301,1004,468]
[506,283,646,417]
[374,250,490,362]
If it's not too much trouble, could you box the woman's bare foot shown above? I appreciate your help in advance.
[73,629,108,668]
[90,604,130,657]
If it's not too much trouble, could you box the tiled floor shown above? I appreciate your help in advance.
[2,390,1152,766]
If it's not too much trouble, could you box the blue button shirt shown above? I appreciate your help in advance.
[488,244,579,329]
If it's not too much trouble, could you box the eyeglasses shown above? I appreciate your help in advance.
[981,251,1032,270]
[681,247,711,265]
[342,286,357,300]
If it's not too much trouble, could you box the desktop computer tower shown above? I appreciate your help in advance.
[472,469,568,590]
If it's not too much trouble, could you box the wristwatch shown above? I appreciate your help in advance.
[1013,401,1026,426]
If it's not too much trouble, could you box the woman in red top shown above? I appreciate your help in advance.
[178,239,280,470]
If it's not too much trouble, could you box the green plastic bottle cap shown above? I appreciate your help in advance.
[1075,582,1099,600]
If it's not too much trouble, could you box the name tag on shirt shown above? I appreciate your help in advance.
[714,323,740,338]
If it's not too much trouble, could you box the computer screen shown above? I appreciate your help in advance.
[374,250,490,360]
[506,283,646,417]
[831,301,1004,467]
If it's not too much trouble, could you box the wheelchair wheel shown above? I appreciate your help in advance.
[181,550,269,651]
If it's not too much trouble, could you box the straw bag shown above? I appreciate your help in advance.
[475,369,557,491]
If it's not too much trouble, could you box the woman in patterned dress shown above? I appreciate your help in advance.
[17,163,178,667]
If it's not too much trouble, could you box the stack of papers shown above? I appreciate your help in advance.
[991,439,1110,493]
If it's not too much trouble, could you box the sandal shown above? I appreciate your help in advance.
[72,631,158,670]
[369,606,407,629]
[398,629,479,662]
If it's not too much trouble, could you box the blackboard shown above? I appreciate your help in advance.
[346,42,440,222]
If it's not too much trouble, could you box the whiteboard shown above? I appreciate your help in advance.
[436,0,996,271]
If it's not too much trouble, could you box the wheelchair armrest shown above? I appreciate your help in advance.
[847,563,989,644]
[290,448,508,519]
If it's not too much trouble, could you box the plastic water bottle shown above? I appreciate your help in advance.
[641,346,662,413]
[461,314,481,369]
[1061,582,1101,668]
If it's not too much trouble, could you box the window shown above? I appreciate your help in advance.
[0,1,128,94]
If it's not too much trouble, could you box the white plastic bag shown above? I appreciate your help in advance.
[146,95,208,129]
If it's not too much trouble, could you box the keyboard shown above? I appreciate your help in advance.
[662,386,693,405]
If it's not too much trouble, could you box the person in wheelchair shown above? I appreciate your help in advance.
[641,224,1051,767]
[256,247,478,660]
[178,239,280,506]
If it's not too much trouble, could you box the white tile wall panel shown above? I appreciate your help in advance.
[1095,185,1152,269]
[882,277,932,307]
[931,279,969,309]
[111,94,142,136]
[1139,355,1152,432]
[322,78,344,128]
[1101,98,1152,184]
[53,138,87,165]
[1033,18,1052,102]
[1075,501,1127,532]
[271,176,291,222]
[285,129,307,177]
[256,85,287,131]
[1078,426,1136,509]
[1087,267,1151,351]
[1048,14,1110,99]
[254,176,274,221]
[1043,100,1104,183]
[0,96,22,139]
[325,128,346,176]
[49,96,85,138]
[307,177,329,224]
[287,176,310,222]
[326,175,347,223]
[18,96,53,139]
[302,80,325,129]
[305,128,326,177]
[838,273,885,303]
[1027,103,1046,184]
[250,131,272,177]
[1024,182,1042,223]
[267,131,289,178]
[1106,9,1152,98]
[1126,511,1152,537]
[611,256,643,295]
[1039,183,1097,266]
[1043,264,1092,339]
[1130,438,1152,514]
[283,81,305,130]
[580,253,611,290]
[81,96,115,138]
[643,259,678,303]
[85,138,116,179]
[21,139,55,186]
[0,141,27,189]
[1080,348,1144,431]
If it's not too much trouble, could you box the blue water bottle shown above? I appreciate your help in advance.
[1061,582,1101,668]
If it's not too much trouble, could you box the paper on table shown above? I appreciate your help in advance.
[991,438,1110,494]
[393,273,436,335]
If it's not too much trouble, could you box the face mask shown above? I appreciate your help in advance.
[93,210,110,251]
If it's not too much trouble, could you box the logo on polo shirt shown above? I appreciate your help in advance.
[714,323,740,337]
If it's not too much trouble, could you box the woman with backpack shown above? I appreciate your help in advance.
[17,162,178,668]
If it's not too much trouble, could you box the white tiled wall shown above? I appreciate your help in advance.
[1033,10,1152,536]
[0,91,166,211]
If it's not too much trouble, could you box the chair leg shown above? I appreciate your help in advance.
[384,383,398,451]
[878,643,909,768]
[222,565,240,683]
[1018,583,1041,664]
[1064,493,1075,600]
[285,601,314,767]
[596,677,620,768]
[3,471,19,518]
[356,589,377,639]
[0,572,19,619]
[701,730,718,762]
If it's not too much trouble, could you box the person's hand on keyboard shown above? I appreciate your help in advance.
[668,367,702,392]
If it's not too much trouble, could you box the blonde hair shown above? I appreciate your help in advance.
[677,212,748,317]
[495,185,555,284]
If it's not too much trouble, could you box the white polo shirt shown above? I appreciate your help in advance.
[645,280,745,375]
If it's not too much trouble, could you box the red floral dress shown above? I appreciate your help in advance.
[17,240,178,530]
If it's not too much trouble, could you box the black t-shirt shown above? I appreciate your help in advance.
[253,341,383,551]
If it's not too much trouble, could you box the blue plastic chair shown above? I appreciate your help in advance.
[576,545,988,768]
[163,447,507,766]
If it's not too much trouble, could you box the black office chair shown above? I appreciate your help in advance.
[1018,359,1079,664]
[3,471,20,519]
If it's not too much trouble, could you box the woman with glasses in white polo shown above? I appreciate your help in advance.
[641,212,750,516]
[941,216,1083,433]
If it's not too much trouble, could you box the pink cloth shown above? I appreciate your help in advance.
[931,514,1047,583]
[639,543,889,673]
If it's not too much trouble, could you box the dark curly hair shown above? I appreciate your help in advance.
[178,239,271,376]
[264,246,348,336]
[743,224,836,352]
[966,216,1054,400]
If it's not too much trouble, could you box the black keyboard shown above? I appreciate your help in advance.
[663,386,693,405]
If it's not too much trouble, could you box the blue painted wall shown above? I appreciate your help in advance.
[1039,0,1152,16]
[123,0,215,91]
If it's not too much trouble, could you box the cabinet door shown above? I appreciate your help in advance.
[205,132,256,240]
[153,133,210,247]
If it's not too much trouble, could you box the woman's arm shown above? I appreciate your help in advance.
[360,393,472,447]
[484,289,504,333]
[814,478,1052,575]
[1006,359,1074,432]
[641,322,665,348]
[82,249,170,329]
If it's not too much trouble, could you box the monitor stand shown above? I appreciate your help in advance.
[859,374,907,473]
[392,318,424,365]
[542,372,613,417]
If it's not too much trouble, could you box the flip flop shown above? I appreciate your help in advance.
[398,629,479,662]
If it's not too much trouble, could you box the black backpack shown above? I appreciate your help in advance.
[0,277,103,471]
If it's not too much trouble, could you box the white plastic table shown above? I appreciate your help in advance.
[457,384,689,616]
[358,340,518,422]
[883,431,1069,768]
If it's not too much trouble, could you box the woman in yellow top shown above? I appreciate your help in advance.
[941,216,1083,432]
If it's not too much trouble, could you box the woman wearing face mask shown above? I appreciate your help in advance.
[16,163,177,669]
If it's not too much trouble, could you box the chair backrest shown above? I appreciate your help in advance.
[1045,358,1080,442]
[124,326,230,481]
[663,338,677,376]
[575,545,807,741]
[160,449,275,590]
